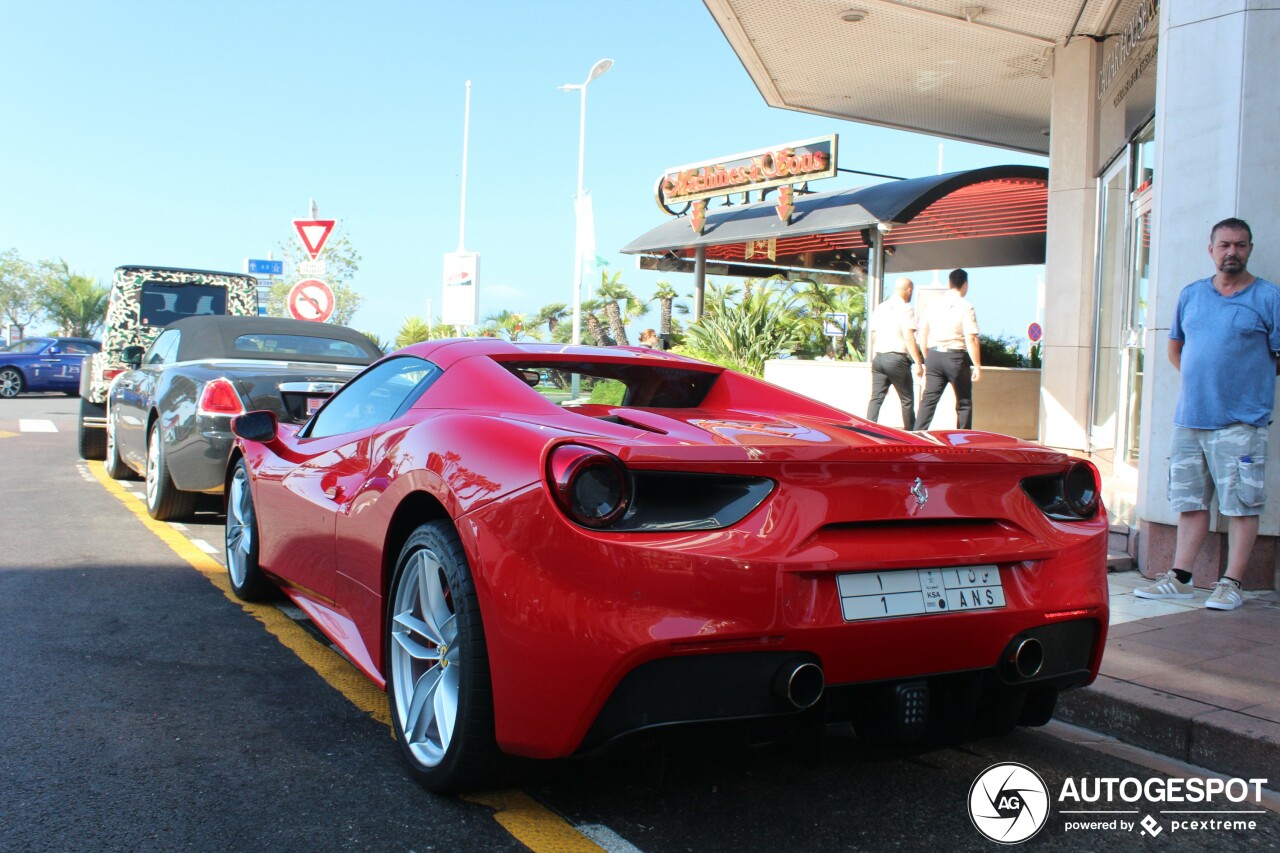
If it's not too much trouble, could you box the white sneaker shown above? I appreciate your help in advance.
[1205,578,1243,611]
[1133,570,1194,600]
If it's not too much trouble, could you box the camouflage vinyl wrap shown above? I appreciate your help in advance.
[82,267,260,405]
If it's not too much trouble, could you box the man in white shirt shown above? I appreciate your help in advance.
[915,268,982,430]
[866,277,924,427]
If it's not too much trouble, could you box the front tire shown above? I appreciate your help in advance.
[0,367,22,398]
[387,521,500,794]
[225,458,274,600]
[78,397,106,460]
[145,421,196,520]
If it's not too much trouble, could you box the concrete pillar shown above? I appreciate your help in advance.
[1138,1,1280,589]
[1039,37,1101,451]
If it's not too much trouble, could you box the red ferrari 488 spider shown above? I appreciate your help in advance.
[224,338,1108,793]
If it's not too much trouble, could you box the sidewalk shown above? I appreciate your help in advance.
[1056,569,1280,788]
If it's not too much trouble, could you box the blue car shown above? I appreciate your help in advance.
[0,337,101,398]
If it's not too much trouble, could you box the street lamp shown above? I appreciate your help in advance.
[560,58,613,398]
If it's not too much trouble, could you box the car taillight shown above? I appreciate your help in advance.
[198,378,246,417]
[547,444,631,528]
[1021,461,1100,521]
[103,368,124,381]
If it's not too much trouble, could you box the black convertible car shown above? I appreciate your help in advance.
[105,315,382,519]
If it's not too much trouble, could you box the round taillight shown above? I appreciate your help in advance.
[1063,461,1099,518]
[547,445,631,528]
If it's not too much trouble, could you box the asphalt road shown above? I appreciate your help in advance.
[1,394,1276,853]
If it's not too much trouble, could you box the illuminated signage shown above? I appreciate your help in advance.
[655,135,838,215]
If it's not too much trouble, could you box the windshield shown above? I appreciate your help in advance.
[2,339,50,354]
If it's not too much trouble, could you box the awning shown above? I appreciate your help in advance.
[622,165,1047,276]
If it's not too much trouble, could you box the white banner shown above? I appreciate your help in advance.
[442,251,479,327]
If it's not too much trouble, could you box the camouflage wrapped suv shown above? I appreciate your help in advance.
[78,266,260,459]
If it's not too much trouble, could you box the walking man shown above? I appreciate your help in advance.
[867,277,924,428]
[1135,217,1280,611]
[914,269,981,430]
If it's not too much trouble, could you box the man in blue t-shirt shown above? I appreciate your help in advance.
[1135,217,1280,612]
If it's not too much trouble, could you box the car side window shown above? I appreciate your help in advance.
[307,356,439,439]
[144,330,180,365]
[63,341,99,355]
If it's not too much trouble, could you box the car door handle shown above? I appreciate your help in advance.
[323,484,344,501]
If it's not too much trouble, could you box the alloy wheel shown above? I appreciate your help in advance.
[389,548,460,768]
[0,368,21,398]
[145,433,160,508]
[226,465,253,588]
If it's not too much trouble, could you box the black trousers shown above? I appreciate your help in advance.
[867,352,915,428]
[915,349,973,430]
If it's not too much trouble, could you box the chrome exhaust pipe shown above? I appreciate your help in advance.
[1010,637,1045,679]
[774,661,824,709]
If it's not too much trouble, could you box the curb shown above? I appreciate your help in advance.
[1056,675,1280,789]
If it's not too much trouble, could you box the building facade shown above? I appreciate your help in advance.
[704,0,1280,588]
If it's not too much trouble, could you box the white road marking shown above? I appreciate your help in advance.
[19,419,57,433]
[577,825,645,853]
[189,538,219,555]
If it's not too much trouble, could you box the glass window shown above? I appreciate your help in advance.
[1132,123,1154,197]
[144,330,181,365]
[307,356,439,438]
[138,281,228,328]
[60,341,100,354]
[233,333,371,361]
[498,360,718,408]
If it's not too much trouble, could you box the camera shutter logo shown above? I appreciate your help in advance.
[969,762,1050,844]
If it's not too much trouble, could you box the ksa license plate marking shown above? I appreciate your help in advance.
[837,564,1005,621]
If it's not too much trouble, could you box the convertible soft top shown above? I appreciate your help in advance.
[166,315,381,364]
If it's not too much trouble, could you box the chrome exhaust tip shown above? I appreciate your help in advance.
[774,661,824,709]
[1010,637,1045,680]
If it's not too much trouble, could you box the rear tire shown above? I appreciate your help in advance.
[78,398,106,460]
[225,458,274,600]
[386,521,502,794]
[145,421,196,520]
[104,409,135,480]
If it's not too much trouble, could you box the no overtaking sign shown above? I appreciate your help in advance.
[288,279,335,323]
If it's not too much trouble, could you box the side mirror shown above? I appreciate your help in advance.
[231,410,278,444]
[121,345,145,368]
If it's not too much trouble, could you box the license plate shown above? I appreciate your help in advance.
[306,396,326,415]
[837,565,1005,622]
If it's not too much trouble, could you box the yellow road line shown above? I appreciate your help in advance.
[465,791,608,852]
[84,460,603,853]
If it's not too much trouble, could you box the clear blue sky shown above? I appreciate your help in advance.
[1,0,1046,344]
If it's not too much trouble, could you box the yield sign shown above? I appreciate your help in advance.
[292,219,336,259]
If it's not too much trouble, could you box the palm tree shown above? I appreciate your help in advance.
[649,280,687,338]
[483,310,541,342]
[580,299,613,347]
[38,260,108,337]
[395,316,433,348]
[532,302,570,338]
[596,270,643,346]
[702,279,742,317]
